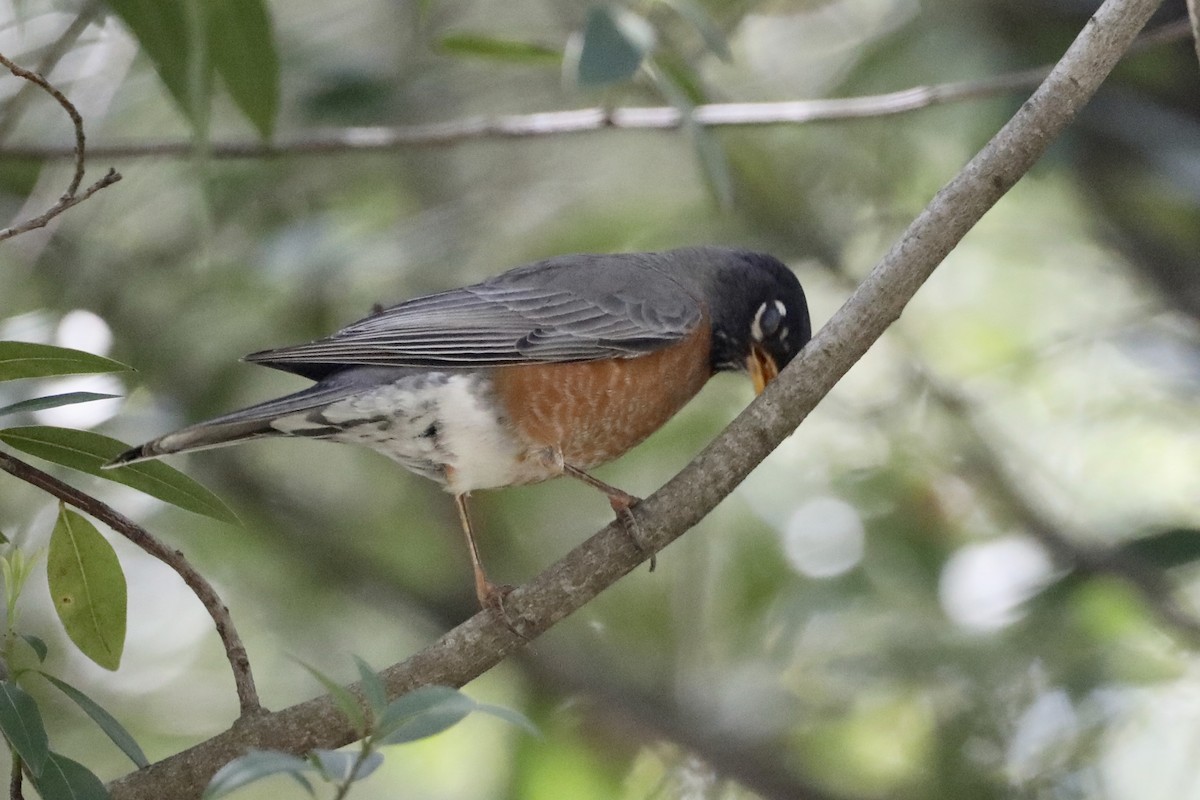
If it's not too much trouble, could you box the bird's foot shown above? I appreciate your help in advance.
[607,490,656,572]
[477,580,530,638]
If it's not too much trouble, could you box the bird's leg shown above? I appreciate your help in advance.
[453,493,515,616]
[561,464,656,572]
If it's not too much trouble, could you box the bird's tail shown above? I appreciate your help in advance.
[104,370,389,468]
[105,416,279,467]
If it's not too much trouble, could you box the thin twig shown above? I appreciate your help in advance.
[0,20,1187,164]
[9,754,22,800]
[104,0,1165,796]
[0,451,262,715]
[0,51,121,242]
[0,1,103,143]
[0,168,121,241]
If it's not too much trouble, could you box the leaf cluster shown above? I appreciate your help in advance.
[205,658,535,800]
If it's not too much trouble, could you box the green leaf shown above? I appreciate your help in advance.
[353,656,388,718]
[659,0,731,60]
[687,120,733,209]
[2,547,38,616]
[647,63,732,209]
[1118,528,1200,570]
[0,427,238,525]
[48,507,127,671]
[310,749,383,783]
[206,0,279,138]
[29,752,108,800]
[40,672,149,768]
[0,392,121,419]
[0,682,49,776]
[576,6,656,87]
[475,702,540,737]
[438,33,561,63]
[203,750,316,800]
[374,686,474,746]
[298,661,366,735]
[20,634,48,663]
[0,342,129,382]
[104,0,197,122]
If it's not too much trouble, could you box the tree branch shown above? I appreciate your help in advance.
[0,20,1186,164]
[103,0,1164,796]
[0,1,103,143]
[0,52,121,242]
[0,452,262,715]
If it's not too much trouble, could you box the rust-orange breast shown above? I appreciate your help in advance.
[492,323,713,471]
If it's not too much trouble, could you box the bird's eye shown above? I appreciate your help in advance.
[753,301,784,341]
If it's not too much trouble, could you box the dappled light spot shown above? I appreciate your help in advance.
[938,536,1055,632]
[783,496,865,578]
[57,309,113,356]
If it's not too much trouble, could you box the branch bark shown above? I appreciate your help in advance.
[0,452,262,715]
[0,52,121,242]
[107,0,1164,796]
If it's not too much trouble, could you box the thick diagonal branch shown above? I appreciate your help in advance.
[106,0,1163,796]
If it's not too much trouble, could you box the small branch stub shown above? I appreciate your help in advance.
[0,52,122,242]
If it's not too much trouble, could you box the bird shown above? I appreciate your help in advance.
[106,246,811,612]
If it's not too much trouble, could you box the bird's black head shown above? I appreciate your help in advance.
[694,249,811,391]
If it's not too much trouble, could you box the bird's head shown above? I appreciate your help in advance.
[695,249,811,393]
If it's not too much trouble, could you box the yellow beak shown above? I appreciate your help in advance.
[748,343,779,394]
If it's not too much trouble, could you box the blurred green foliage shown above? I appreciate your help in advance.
[0,0,1198,799]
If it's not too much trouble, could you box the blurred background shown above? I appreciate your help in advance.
[1,0,1199,797]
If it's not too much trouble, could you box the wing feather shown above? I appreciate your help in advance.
[246,253,703,378]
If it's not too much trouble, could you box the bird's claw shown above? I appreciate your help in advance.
[478,581,531,638]
[607,492,656,572]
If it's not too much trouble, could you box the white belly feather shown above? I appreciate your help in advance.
[269,372,550,494]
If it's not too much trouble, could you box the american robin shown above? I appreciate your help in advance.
[107,246,811,610]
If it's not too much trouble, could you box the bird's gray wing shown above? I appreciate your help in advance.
[245,253,703,378]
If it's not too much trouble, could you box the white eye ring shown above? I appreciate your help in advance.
[751,301,786,342]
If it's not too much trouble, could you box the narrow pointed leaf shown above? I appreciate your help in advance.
[576,6,655,86]
[29,752,107,800]
[297,662,366,734]
[375,686,474,745]
[0,426,238,525]
[20,634,48,663]
[661,0,731,60]
[48,508,127,671]
[0,342,129,382]
[41,672,149,768]
[105,0,198,123]
[0,682,49,776]
[438,33,561,63]
[206,0,279,137]
[353,656,388,718]
[1118,528,1200,569]
[310,749,383,783]
[476,703,540,737]
[0,392,121,419]
[204,750,316,800]
[688,120,734,210]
